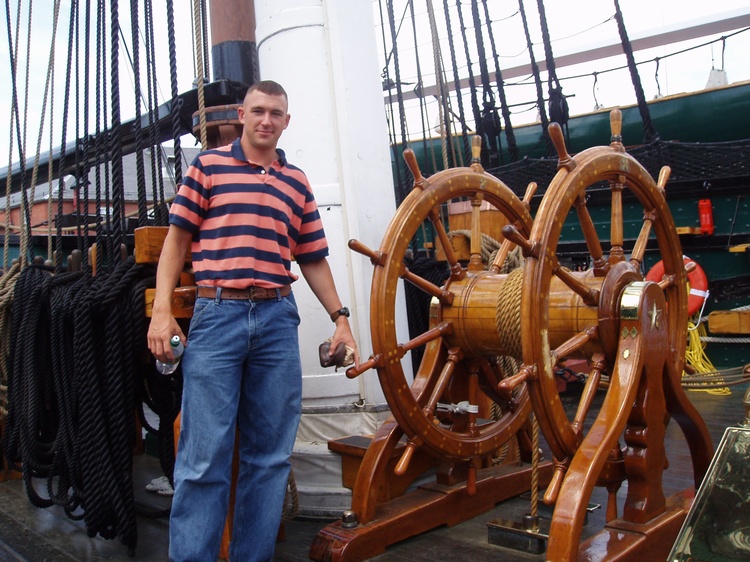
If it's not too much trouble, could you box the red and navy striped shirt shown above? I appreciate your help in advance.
[169,139,329,289]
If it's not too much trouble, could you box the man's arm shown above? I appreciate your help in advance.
[147,224,193,362]
[298,258,359,366]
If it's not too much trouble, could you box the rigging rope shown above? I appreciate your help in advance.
[18,1,33,259]
[535,0,569,146]
[4,0,32,264]
[480,0,518,163]
[442,0,470,169]
[454,0,483,163]
[25,0,62,267]
[426,0,451,171]
[517,0,552,155]
[383,0,411,206]
[109,0,127,261]
[469,0,502,168]
[144,0,169,226]
[408,0,438,175]
[78,4,91,268]
[94,0,107,267]
[2,0,21,273]
[192,0,208,150]
[129,0,149,227]
[166,0,183,200]
[613,0,659,144]
[55,0,78,273]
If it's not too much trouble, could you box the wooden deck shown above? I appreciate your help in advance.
[0,382,746,561]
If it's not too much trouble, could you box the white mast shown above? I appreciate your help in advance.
[253,1,411,515]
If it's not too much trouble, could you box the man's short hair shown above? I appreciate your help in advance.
[246,80,288,101]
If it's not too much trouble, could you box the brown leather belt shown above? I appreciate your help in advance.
[196,285,290,301]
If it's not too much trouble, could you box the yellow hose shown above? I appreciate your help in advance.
[684,320,731,395]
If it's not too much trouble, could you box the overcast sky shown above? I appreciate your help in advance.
[1,0,749,169]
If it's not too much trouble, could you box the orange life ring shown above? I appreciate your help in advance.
[645,255,709,317]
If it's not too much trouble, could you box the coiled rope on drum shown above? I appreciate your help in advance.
[490,247,525,468]
[448,229,502,265]
[494,267,524,363]
[491,250,542,523]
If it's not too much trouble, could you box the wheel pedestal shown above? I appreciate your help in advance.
[310,456,552,562]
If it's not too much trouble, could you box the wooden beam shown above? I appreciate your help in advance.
[707,310,750,334]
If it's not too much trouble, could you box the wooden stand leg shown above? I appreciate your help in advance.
[310,459,553,562]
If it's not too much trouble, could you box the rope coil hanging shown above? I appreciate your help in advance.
[0,1,191,556]
[3,259,165,555]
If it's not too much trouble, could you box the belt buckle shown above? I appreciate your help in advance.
[248,287,258,300]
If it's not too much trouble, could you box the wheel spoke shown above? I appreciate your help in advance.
[467,361,480,437]
[429,207,465,280]
[489,238,514,273]
[491,181,539,273]
[629,209,656,270]
[346,322,453,379]
[551,325,598,363]
[423,347,463,419]
[573,193,608,275]
[571,353,606,434]
[654,260,697,291]
[554,265,600,307]
[503,224,600,307]
[468,194,485,271]
[609,179,625,264]
[496,364,534,400]
[402,266,454,305]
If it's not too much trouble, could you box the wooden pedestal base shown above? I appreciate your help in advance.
[310,460,553,562]
[576,489,694,562]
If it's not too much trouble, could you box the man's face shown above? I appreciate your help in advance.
[237,89,291,152]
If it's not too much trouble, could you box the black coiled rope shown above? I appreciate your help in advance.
[3,258,176,557]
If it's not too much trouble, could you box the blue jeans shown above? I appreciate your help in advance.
[169,289,302,562]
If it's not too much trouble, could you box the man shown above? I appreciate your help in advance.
[148,80,358,561]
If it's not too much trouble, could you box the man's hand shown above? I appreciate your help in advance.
[148,311,186,362]
[148,224,192,362]
[328,318,359,369]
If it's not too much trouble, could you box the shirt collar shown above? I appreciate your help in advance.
[231,138,287,168]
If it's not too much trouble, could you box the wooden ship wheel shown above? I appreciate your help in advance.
[352,136,536,465]
[312,111,715,562]
[311,138,551,561]
[495,111,715,560]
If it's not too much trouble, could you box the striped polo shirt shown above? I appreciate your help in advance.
[169,138,329,289]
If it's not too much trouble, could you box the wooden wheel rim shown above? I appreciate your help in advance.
[521,146,688,462]
[371,167,533,459]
